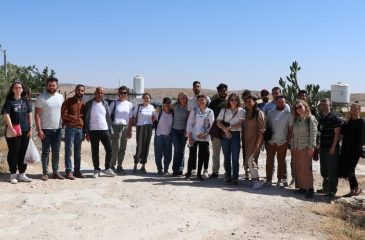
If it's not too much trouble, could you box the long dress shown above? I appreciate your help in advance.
[338,118,365,178]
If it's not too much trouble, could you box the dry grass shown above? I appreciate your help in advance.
[0,138,8,173]
[311,178,365,240]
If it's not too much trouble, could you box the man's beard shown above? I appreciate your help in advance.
[47,88,57,94]
[277,106,285,110]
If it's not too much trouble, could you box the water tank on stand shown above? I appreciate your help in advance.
[133,75,144,99]
[331,82,350,103]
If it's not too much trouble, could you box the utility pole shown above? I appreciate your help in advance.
[0,44,7,78]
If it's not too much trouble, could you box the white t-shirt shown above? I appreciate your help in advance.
[110,100,133,125]
[89,101,108,130]
[154,111,173,136]
[186,107,215,142]
[217,107,246,131]
[133,104,155,126]
[35,92,64,129]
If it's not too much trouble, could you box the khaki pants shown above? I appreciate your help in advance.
[265,142,288,181]
[211,137,222,174]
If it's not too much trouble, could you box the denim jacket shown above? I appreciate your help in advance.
[84,98,113,134]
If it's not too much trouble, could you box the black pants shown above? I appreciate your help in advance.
[187,141,209,176]
[89,130,112,171]
[6,131,30,174]
[348,169,358,190]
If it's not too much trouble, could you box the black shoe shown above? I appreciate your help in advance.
[185,174,191,181]
[316,188,328,194]
[232,180,239,186]
[294,189,306,194]
[225,178,232,184]
[116,166,124,173]
[209,173,219,179]
[305,189,314,199]
[325,193,335,199]
[140,167,146,174]
[157,170,163,175]
[178,171,183,176]
[111,165,116,171]
[172,172,179,177]
[197,175,204,181]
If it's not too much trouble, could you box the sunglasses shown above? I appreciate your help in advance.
[295,105,303,110]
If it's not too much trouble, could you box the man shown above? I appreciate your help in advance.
[297,90,307,101]
[264,96,292,187]
[35,77,64,181]
[61,84,86,180]
[208,83,228,178]
[187,81,210,175]
[258,89,270,110]
[262,87,290,115]
[317,98,342,197]
[84,87,116,178]
[109,86,133,173]
[241,89,252,180]
[187,81,211,111]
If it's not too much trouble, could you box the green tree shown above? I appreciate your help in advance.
[279,61,320,117]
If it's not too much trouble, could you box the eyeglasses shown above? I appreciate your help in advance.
[119,92,128,95]
[295,105,303,110]
[230,98,238,102]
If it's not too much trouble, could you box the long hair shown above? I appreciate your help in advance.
[292,100,311,122]
[226,93,240,109]
[244,95,259,119]
[6,81,27,101]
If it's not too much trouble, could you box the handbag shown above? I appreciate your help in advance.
[6,124,22,138]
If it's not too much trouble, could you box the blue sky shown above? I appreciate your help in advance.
[2,0,365,93]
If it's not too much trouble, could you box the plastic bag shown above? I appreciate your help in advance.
[24,139,41,164]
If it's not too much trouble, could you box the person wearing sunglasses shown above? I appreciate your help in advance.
[216,93,245,185]
[109,86,133,173]
[290,100,318,199]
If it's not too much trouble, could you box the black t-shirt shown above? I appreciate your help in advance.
[1,98,32,132]
[318,112,342,149]
[208,98,226,118]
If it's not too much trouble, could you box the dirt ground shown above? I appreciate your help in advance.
[0,131,364,240]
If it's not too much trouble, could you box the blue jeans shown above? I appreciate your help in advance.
[171,128,187,174]
[154,135,173,172]
[221,131,240,180]
[41,128,62,174]
[320,148,339,194]
[64,127,83,173]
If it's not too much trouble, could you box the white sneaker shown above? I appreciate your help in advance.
[103,168,116,177]
[191,170,197,176]
[10,174,18,184]
[93,170,100,178]
[252,180,263,190]
[18,173,32,182]
[202,169,209,178]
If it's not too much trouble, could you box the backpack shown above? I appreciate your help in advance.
[154,109,174,130]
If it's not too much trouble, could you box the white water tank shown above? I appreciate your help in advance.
[331,82,350,103]
[133,75,144,99]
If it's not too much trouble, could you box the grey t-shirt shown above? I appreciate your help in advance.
[35,92,64,129]
[171,103,188,130]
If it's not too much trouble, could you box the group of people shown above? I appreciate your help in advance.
[2,78,364,200]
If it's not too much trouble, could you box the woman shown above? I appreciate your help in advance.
[1,81,33,184]
[243,95,265,189]
[186,94,214,181]
[154,97,174,175]
[338,102,365,197]
[133,92,155,173]
[290,100,317,199]
[217,93,245,185]
[171,92,189,176]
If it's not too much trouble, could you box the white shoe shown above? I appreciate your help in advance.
[10,174,18,184]
[93,170,100,178]
[18,173,32,182]
[252,180,263,190]
[202,169,209,178]
[191,170,197,176]
[103,168,116,177]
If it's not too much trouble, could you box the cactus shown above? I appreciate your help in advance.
[279,61,320,118]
